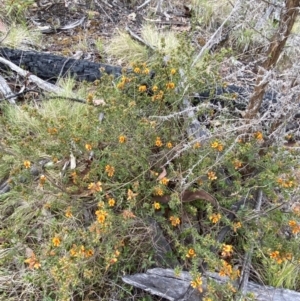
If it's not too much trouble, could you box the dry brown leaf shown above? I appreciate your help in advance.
[156,167,167,181]
[152,189,219,208]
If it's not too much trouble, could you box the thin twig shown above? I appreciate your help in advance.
[137,0,151,10]
[125,26,156,50]
[237,189,263,299]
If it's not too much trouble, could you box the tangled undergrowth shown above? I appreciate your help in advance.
[1,1,300,301]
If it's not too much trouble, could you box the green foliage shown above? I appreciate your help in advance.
[1,1,300,300]
[3,0,34,18]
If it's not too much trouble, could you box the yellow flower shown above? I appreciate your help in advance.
[170,216,180,226]
[166,142,173,148]
[88,181,102,193]
[186,248,196,258]
[170,68,176,75]
[86,93,93,103]
[95,209,108,224]
[142,68,150,75]
[152,90,164,101]
[190,275,203,292]
[52,237,61,247]
[138,85,147,92]
[211,140,223,151]
[289,220,300,234]
[85,143,92,151]
[153,202,161,210]
[219,260,233,277]
[117,82,125,89]
[39,175,46,186]
[221,244,233,257]
[134,67,141,73]
[159,177,169,186]
[233,222,242,232]
[105,165,115,177]
[24,253,41,269]
[209,213,221,224]
[193,142,201,149]
[207,171,217,181]
[269,250,283,264]
[127,189,138,201]
[24,160,31,169]
[119,135,126,143]
[152,85,158,92]
[65,206,73,218]
[70,246,78,257]
[233,160,242,169]
[166,82,175,89]
[122,209,136,219]
[108,198,115,207]
[85,249,94,258]
[47,128,58,135]
[155,137,163,147]
[254,131,263,141]
[153,186,164,196]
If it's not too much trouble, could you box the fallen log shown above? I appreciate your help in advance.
[0,47,123,82]
[122,268,300,301]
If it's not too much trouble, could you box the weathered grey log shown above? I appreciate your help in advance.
[122,268,300,301]
[0,47,123,82]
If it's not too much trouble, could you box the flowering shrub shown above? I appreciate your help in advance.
[1,10,300,301]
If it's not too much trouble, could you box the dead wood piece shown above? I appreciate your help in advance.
[0,74,17,104]
[0,56,63,94]
[0,47,123,82]
[122,268,202,301]
[245,0,300,120]
[122,268,300,301]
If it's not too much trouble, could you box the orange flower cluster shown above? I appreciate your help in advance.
[105,165,115,177]
[207,171,217,181]
[219,260,240,280]
[95,209,108,224]
[52,236,61,247]
[186,248,196,258]
[70,244,94,258]
[211,140,223,151]
[152,90,164,101]
[166,82,175,90]
[269,250,292,264]
[289,220,300,234]
[88,181,102,193]
[155,137,163,147]
[153,202,161,210]
[277,178,295,188]
[233,159,242,169]
[119,135,126,143]
[138,85,147,92]
[190,274,203,292]
[24,160,31,169]
[170,216,180,226]
[24,252,41,269]
[65,206,73,218]
[254,131,263,141]
[209,213,221,224]
[153,186,164,196]
[47,128,58,135]
[117,76,131,90]
[221,244,233,258]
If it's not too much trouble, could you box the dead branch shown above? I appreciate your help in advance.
[0,56,63,94]
[244,0,300,119]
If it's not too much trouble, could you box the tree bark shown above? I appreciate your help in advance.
[244,0,300,120]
